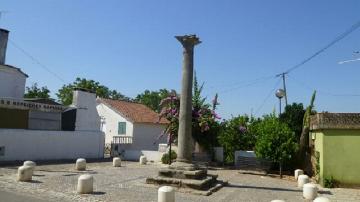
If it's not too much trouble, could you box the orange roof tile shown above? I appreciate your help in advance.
[100,98,169,124]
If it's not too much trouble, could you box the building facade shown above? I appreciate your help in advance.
[96,98,168,160]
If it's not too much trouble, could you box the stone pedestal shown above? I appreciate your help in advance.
[294,169,304,180]
[76,158,86,171]
[158,186,175,202]
[17,166,32,182]
[77,174,93,194]
[146,35,224,196]
[303,183,318,200]
[297,174,309,188]
[113,157,121,167]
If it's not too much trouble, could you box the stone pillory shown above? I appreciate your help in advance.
[175,34,201,164]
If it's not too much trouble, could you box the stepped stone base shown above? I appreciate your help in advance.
[146,162,226,196]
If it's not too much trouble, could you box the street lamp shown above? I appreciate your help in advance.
[275,89,285,115]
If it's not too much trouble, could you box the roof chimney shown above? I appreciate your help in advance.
[0,28,9,65]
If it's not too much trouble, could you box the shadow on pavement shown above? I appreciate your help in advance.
[226,183,302,193]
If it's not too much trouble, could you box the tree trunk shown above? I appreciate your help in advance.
[299,126,313,175]
[279,161,283,178]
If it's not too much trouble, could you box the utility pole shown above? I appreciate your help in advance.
[276,72,288,106]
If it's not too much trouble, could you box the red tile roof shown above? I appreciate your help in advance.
[99,98,169,124]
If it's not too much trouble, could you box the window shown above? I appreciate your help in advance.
[118,122,126,135]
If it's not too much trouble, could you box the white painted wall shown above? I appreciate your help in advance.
[0,129,104,161]
[0,65,26,99]
[96,102,133,144]
[72,90,101,131]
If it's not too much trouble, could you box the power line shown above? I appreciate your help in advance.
[284,20,360,74]
[288,75,360,97]
[254,78,281,116]
[217,75,276,94]
[9,39,66,83]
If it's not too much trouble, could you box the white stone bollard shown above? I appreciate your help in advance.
[76,158,86,171]
[113,157,121,167]
[297,174,309,188]
[294,169,304,180]
[158,186,175,202]
[314,196,331,202]
[271,200,285,202]
[17,166,33,182]
[77,174,93,194]
[303,183,318,200]
[139,155,147,165]
[23,161,36,174]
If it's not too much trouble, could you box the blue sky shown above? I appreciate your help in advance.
[1,0,360,119]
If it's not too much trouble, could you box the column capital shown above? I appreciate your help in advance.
[175,35,201,49]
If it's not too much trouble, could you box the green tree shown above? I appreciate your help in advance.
[218,115,260,163]
[135,89,172,112]
[56,78,130,105]
[279,103,305,142]
[299,91,316,173]
[24,83,51,99]
[255,114,298,178]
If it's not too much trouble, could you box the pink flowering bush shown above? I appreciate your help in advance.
[159,75,221,151]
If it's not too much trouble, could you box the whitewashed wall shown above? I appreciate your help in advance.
[96,102,133,144]
[0,129,104,161]
[0,65,26,99]
[73,90,101,131]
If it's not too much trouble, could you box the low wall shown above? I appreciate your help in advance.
[121,150,164,162]
[0,129,104,161]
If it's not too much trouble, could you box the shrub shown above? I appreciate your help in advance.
[255,114,298,177]
[324,176,338,188]
[218,115,260,164]
[161,150,177,164]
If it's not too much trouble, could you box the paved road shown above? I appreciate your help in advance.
[0,190,47,202]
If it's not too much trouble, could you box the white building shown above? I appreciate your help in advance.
[96,98,168,160]
[0,28,104,162]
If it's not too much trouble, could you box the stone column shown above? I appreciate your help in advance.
[175,35,201,164]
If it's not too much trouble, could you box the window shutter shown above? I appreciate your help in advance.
[118,122,126,135]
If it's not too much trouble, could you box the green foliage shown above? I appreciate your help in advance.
[24,83,51,99]
[161,150,177,164]
[315,151,320,182]
[279,103,305,142]
[56,77,130,105]
[324,176,338,188]
[303,90,317,128]
[135,89,172,113]
[218,115,260,163]
[255,114,298,164]
[159,73,220,151]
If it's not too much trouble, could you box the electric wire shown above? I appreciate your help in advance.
[254,78,282,116]
[8,39,66,83]
[288,75,360,97]
[284,20,360,74]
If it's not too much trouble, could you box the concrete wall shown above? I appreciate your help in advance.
[0,129,104,161]
[28,111,61,130]
[313,129,360,186]
[72,90,101,131]
[96,102,134,144]
[0,65,26,99]
[132,123,167,151]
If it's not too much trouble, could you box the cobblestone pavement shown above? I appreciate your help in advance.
[0,161,359,202]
